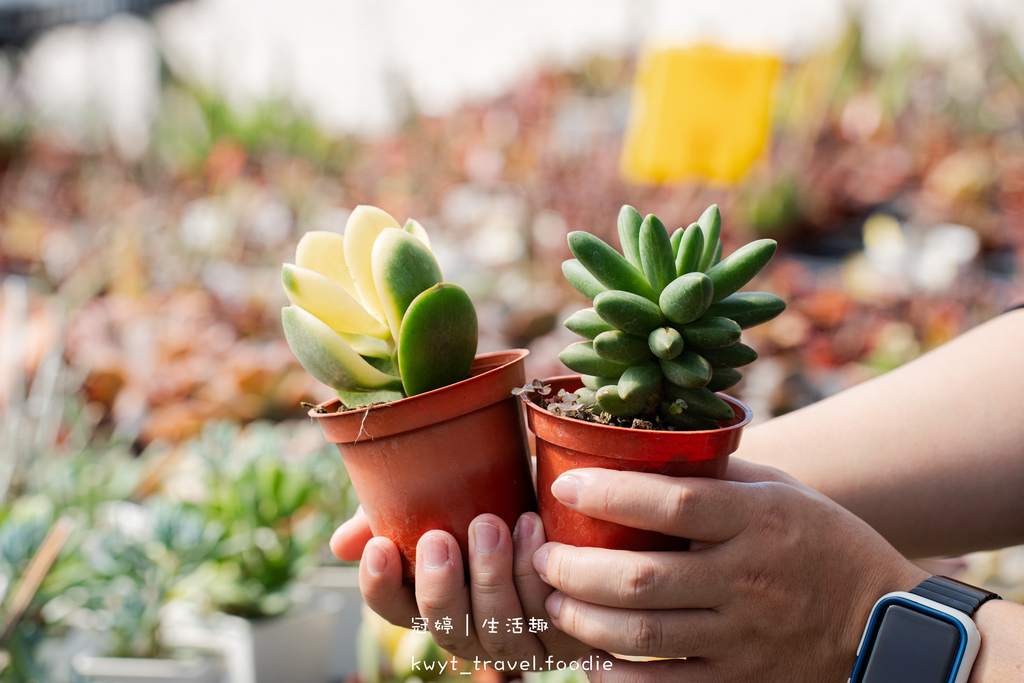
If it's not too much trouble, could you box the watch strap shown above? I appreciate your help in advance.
[910,575,1001,617]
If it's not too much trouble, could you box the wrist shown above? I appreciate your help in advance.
[846,561,928,650]
[851,573,1002,683]
[968,598,1023,683]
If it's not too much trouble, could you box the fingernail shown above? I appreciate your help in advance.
[365,543,387,576]
[423,536,450,569]
[546,591,563,619]
[533,545,549,582]
[551,474,579,505]
[513,514,535,541]
[474,522,500,553]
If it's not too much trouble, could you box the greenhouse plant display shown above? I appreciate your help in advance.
[281,205,536,580]
[520,204,784,551]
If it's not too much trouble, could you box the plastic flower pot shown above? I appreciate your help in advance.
[521,375,752,551]
[312,349,537,581]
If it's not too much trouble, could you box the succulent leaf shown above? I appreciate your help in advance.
[696,204,722,272]
[617,205,644,269]
[695,342,759,368]
[593,290,665,335]
[403,218,432,250]
[562,259,607,301]
[281,264,391,339]
[705,239,778,303]
[397,283,478,397]
[564,307,615,339]
[343,205,402,324]
[337,332,394,359]
[675,223,704,276]
[372,228,443,343]
[567,231,658,302]
[704,292,786,329]
[680,317,742,349]
[659,272,714,325]
[618,361,662,403]
[281,306,402,392]
[594,330,654,365]
[639,214,677,294]
[659,351,712,389]
[664,385,735,421]
[581,374,621,390]
[595,385,646,417]
[648,326,684,360]
[707,367,743,392]
[559,341,631,378]
[669,227,684,258]
[296,230,359,298]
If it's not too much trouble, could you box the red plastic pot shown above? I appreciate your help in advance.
[521,375,752,552]
[312,349,537,581]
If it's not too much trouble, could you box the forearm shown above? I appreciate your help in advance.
[738,309,1024,557]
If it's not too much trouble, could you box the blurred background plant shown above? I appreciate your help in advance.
[1,0,1024,680]
[182,421,348,619]
[73,500,223,659]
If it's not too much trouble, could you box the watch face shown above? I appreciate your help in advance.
[860,604,963,683]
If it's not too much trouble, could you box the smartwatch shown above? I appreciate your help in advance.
[850,575,1001,683]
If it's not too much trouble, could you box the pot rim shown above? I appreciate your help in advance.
[521,374,752,433]
[310,348,529,443]
[520,375,752,460]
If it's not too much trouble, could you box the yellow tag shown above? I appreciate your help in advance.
[621,45,780,185]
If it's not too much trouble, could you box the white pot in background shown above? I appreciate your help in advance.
[300,566,364,681]
[162,596,343,683]
[70,654,223,683]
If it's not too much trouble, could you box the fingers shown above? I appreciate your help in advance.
[414,530,483,655]
[550,469,750,543]
[584,650,711,683]
[545,593,723,659]
[466,515,545,659]
[358,536,419,627]
[330,506,374,561]
[533,543,727,609]
[512,513,590,661]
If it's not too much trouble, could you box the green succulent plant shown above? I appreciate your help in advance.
[281,205,478,406]
[558,204,785,429]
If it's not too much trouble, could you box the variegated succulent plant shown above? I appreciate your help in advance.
[281,205,478,406]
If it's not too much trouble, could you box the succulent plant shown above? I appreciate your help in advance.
[281,205,478,406]
[558,204,785,430]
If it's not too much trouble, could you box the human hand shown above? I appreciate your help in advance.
[532,459,929,681]
[330,508,588,671]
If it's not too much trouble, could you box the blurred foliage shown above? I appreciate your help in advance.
[182,420,351,619]
[0,502,87,681]
[153,79,356,175]
[74,501,222,659]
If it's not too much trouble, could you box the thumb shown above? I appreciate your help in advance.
[329,506,374,561]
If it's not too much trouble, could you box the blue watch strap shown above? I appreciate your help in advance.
[910,576,1001,617]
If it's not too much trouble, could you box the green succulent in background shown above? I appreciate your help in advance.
[281,205,478,407]
[76,501,223,659]
[188,421,334,619]
[559,204,785,429]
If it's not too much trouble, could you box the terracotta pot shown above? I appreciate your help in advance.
[312,349,537,581]
[521,375,752,551]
